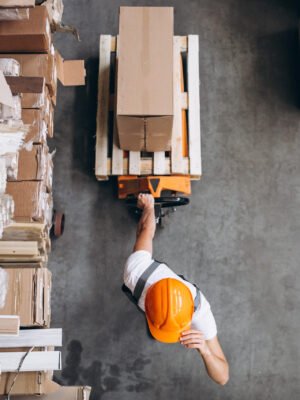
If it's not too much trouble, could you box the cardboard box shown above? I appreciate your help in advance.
[16,384,92,399]
[14,144,51,181]
[0,371,55,396]
[0,267,51,327]
[5,181,52,224]
[0,375,90,398]
[0,51,57,96]
[22,109,48,143]
[56,51,86,86]
[117,6,174,152]
[0,6,51,53]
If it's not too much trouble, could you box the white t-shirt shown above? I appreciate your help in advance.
[124,250,217,340]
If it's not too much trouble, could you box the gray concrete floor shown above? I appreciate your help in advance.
[50,1,300,399]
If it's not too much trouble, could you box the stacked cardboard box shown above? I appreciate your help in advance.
[117,7,174,152]
[0,2,90,398]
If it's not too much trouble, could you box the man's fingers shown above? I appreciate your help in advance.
[184,344,200,349]
[180,333,204,342]
[181,338,205,345]
[181,330,204,336]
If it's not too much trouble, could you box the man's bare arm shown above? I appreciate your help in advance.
[134,194,156,255]
[180,330,229,385]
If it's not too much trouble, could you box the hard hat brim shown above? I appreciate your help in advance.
[146,315,191,344]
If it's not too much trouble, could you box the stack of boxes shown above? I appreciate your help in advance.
[0,1,90,398]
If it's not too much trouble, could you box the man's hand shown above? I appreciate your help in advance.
[180,329,211,356]
[137,193,154,210]
[181,330,229,385]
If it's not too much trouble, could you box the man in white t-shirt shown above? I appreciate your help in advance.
[124,193,229,385]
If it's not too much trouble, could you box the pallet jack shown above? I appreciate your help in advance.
[117,62,192,225]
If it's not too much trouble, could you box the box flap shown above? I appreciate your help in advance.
[0,71,14,108]
[56,51,85,86]
[117,115,145,151]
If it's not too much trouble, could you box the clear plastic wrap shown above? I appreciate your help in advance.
[0,58,20,76]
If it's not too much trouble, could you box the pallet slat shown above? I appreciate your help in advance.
[171,36,184,174]
[188,35,202,175]
[0,328,62,347]
[0,241,39,256]
[95,35,111,179]
[0,351,61,372]
[111,36,124,177]
[153,152,165,175]
[129,152,141,175]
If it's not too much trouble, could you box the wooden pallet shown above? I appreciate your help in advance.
[95,35,201,181]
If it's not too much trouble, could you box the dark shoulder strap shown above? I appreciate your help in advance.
[133,260,161,302]
[178,274,201,311]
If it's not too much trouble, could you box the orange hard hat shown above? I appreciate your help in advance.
[145,278,194,343]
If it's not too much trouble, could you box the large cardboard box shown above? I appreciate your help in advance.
[0,267,51,327]
[0,6,51,53]
[0,51,57,96]
[117,6,174,152]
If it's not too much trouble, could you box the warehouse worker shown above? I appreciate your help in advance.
[123,193,229,385]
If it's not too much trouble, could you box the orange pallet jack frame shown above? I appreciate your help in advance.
[118,175,191,199]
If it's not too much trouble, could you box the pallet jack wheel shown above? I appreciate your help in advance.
[52,211,65,238]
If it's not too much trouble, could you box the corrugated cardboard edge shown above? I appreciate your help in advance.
[55,51,86,86]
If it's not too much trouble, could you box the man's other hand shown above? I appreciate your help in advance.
[137,193,154,210]
[180,329,211,356]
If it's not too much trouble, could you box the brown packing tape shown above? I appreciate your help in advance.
[5,76,45,95]
[56,50,86,86]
